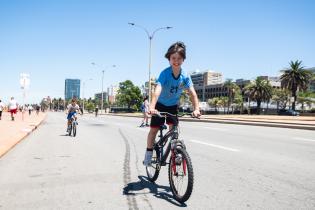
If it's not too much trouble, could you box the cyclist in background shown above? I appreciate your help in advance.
[66,98,80,133]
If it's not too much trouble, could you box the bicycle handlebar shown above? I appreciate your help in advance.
[153,111,200,119]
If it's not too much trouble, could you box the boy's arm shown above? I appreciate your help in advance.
[188,86,201,117]
[149,85,162,114]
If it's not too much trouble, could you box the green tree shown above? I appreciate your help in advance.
[40,98,49,111]
[245,77,273,115]
[219,96,229,114]
[297,91,315,112]
[86,102,95,113]
[180,90,191,107]
[224,79,240,114]
[280,60,313,110]
[272,88,290,111]
[208,97,220,113]
[233,92,243,113]
[116,80,142,109]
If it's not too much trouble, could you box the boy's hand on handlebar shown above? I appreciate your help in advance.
[149,108,158,115]
[192,110,201,118]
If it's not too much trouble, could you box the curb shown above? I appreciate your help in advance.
[0,114,47,158]
[105,113,315,131]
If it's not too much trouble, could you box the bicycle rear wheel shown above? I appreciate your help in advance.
[146,148,160,182]
[168,147,194,203]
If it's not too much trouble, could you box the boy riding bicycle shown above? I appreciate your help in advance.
[66,98,80,133]
[143,42,201,166]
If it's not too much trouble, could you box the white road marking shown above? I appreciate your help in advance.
[292,137,315,142]
[190,139,240,152]
[181,124,228,131]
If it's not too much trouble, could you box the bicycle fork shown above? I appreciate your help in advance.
[171,140,187,176]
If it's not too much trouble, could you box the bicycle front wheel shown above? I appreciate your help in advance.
[72,122,76,137]
[68,124,72,136]
[168,147,194,203]
[146,148,160,182]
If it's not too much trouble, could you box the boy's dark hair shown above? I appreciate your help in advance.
[165,41,186,60]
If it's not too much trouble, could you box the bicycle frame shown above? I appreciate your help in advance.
[154,114,186,169]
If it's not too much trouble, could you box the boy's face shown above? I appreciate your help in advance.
[169,53,184,69]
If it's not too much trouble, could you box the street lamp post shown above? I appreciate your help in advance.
[128,23,172,102]
[91,63,116,114]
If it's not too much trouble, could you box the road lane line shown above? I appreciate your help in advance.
[190,140,240,152]
[292,137,315,142]
[182,124,228,131]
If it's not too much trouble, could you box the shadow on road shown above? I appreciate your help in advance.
[123,175,187,207]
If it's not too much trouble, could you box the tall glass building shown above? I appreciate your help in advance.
[65,79,81,100]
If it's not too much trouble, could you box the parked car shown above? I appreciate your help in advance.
[278,109,300,116]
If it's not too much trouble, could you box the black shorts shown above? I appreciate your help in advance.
[150,102,178,128]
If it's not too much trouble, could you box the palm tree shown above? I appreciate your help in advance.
[233,93,243,113]
[224,79,240,114]
[208,97,220,113]
[245,77,273,115]
[280,60,313,110]
[219,96,229,114]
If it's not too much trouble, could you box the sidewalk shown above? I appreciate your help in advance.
[105,113,315,130]
[0,111,46,158]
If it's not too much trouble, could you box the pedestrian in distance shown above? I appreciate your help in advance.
[28,104,33,115]
[0,99,5,120]
[95,105,99,117]
[35,104,40,115]
[143,41,201,166]
[8,97,18,121]
[140,96,150,127]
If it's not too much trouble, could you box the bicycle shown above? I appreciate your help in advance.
[146,112,194,203]
[67,115,78,137]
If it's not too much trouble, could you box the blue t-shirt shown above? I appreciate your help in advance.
[156,66,193,106]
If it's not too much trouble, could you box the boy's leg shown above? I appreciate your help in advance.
[143,127,159,166]
[147,127,159,149]
[10,110,14,120]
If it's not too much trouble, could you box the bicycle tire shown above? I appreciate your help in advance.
[168,147,194,203]
[68,124,72,136]
[146,148,160,182]
[72,122,76,137]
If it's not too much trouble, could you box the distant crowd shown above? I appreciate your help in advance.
[0,97,42,121]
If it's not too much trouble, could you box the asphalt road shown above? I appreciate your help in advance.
[0,112,314,210]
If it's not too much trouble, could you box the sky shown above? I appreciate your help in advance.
[0,0,314,103]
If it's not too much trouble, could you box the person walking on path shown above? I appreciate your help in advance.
[35,104,40,115]
[0,99,5,120]
[27,104,33,115]
[140,96,150,127]
[95,105,99,117]
[8,97,18,121]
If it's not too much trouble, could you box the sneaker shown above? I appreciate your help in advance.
[145,124,149,127]
[143,150,153,166]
